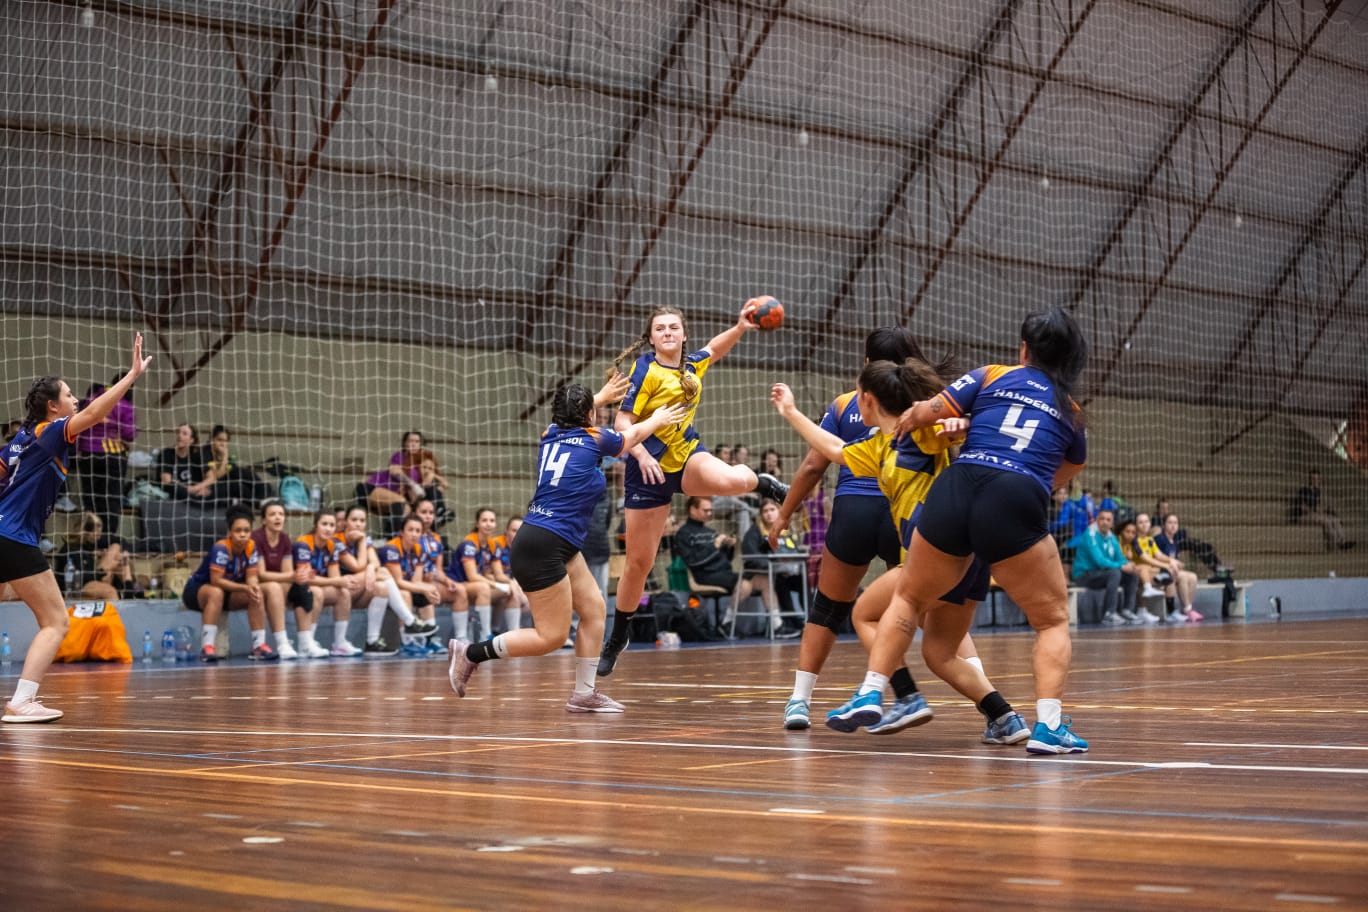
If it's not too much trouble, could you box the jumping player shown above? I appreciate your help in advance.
[598,301,790,676]
[0,334,150,722]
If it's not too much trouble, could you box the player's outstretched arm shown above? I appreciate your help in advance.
[70,333,152,438]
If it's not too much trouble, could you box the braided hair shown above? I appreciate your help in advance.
[613,306,700,403]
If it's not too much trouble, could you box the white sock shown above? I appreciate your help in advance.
[201,625,218,649]
[366,599,385,641]
[1037,698,1062,730]
[251,629,266,649]
[11,679,39,705]
[333,620,351,647]
[858,671,889,696]
[504,607,521,634]
[491,634,510,659]
[453,611,469,640]
[792,670,818,702]
[574,656,597,695]
[964,656,984,672]
[475,604,491,638]
[297,629,315,650]
[276,630,293,649]
[385,577,415,624]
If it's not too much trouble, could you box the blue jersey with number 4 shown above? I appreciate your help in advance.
[524,424,625,549]
[933,364,1086,492]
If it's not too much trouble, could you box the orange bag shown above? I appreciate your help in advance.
[54,601,133,664]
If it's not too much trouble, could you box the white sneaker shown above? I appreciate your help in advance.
[275,640,300,660]
[329,641,363,657]
[1165,610,1186,624]
[300,641,330,659]
[1141,584,1165,598]
[1136,608,1161,624]
[3,699,63,723]
[1118,608,1139,624]
[1101,612,1125,626]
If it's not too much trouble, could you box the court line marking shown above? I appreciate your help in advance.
[1186,743,1368,751]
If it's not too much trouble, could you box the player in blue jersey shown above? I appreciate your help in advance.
[598,301,791,676]
[767,328,919,731]
[892,307,1091,754]
[184,503,279,662]
[447,377,686,712]
[0,334,150,723]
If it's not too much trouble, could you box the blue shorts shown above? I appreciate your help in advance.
[940,557,991,605]
[623,449,699,510]
[824,494,901,569]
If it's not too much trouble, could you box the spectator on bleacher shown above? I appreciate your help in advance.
[411,498,462,654]
[450,509,496,641]
[1049,486,1088,553]
[184,504,277,662]
[1070,508,1140,626]
[736,499,804,638]
[359,431,428,530]
[759,448,784,482]
[294,509,360,657]
[489,514,531,636]
[53,512,140,602]
[1098,479,1132,523]
[1292,469,1354,551]
[1115,519,1162,624]
[249,500,304,659]
[1153,513,1206,622]
[206,425,273,508]
[1152,497,1230,575]
[713,443,758,538]
[672,496,738,594]
[1136,512,1197,624]
[73,375,136,540]
[714,444,733,465]
[156,423,214,503]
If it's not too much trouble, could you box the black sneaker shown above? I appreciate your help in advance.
[596,634,630,677]
[755,473,790,503]
[364,637,398,657]
[403,618,438,637]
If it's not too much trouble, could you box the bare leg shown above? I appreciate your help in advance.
[7,571,70,689]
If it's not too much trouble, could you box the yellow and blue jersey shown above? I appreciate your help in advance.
[524,424,626,549]
[0,418,78,547]
[820,390,884,499]
[935,364,1087,492]
[840,427,954,560]
[294,533,343,575]
[187,538,260,589]
[620,349,711,473]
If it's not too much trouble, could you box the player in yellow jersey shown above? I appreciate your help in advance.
[771,357,1030,743]
[598,301,790,676]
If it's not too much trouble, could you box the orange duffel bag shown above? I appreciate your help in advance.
[54,600,133,664]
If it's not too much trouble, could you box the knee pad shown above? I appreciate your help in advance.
[808,592,854,634]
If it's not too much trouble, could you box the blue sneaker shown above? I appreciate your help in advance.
[825,690,883,733]
[399,641,428,658]
[783,698,811,731]
[867,693,933,735]
[1026,716,1089,754]
[982,711,1030,745]
[425,638,449,656]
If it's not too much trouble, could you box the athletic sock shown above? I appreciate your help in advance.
[11,679,38,705]
[976,690,1012,721]
[251,628,266,649]
[365,599,385,641]
[275,630,293,650]
[573,657,597,695]
[503,607,521,634]
[385,577,415,625]
[607,609,635,648]
[1037,698,1062,730]
[466,634,509,664]
[889,666,918,699]
[452,611,469,640]
[791,670,818,702]
[333,622,351,648]
[858,670,889,696]
[201,624,218,649]
[475,604,492,639]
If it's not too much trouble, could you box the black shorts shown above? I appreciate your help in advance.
[940,556,992,605]
[412,592,431,609]
[509,523,580,593]
[824,494,902,569]
[0,537,51,584]
[916,463,1050,566]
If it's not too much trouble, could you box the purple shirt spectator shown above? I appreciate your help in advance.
[76,392,136,455]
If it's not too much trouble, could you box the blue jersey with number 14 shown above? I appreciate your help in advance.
[524,424,625,549]
[934,364,1086,493]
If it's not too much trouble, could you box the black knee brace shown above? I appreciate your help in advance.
[807,592,854,634]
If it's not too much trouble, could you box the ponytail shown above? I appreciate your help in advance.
[22,376,63,428]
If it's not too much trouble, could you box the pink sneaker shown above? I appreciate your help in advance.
[3,699,64,724]
[447,639,476,697]
[565,689,625,713]
[1185,607,1204,622]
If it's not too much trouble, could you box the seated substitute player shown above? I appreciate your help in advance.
[380,514,444,655]
[450,510,497,640]
[334,504,435,656]
[249,500,304,659]
[489,513,532,636]
[294,509,360,657]
[182,504,277,662]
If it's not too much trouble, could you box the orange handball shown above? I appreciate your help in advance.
[748,295,785,331]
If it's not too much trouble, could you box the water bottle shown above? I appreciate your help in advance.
[309,483,322,510]
[1,632,10,670]
[142,630,153,664]
[161,629,176,663]
[64,557,76,593]
[175,626,193,662]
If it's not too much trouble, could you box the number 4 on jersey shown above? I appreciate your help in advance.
[539,441,571,486]
[998,404,1039,452]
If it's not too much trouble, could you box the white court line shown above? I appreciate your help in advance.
[1186,742,1368,751]
[37,727,1368,775]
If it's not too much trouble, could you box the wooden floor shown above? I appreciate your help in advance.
[2,617,1366,911]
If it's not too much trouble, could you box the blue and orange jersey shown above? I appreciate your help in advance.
[620,349,711,473]
[419,531,444,576]
[448,531,494,583]
[294,533,342,575]
[841,428,955,560]
[934,364,1087,492]
[0,418,78,547]
[187,538,260,589]
[820,390,884,499]
[0,425,35,497]
[523,423,626,549]
[489,534,511,571]
[380,536,423,581]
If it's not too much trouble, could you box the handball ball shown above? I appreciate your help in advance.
[749,295,785,331]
